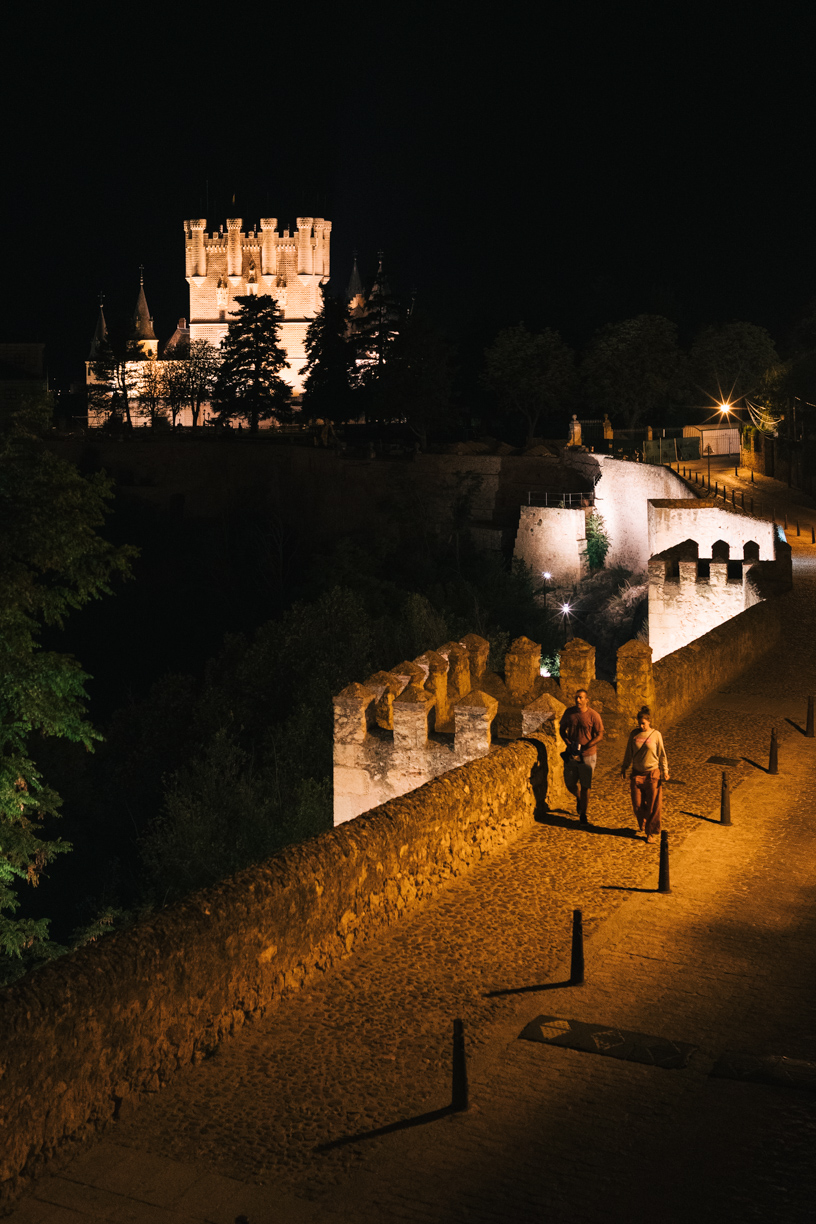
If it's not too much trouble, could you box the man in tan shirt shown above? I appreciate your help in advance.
[558,688,604,824]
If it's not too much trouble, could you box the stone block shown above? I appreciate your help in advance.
[438,641,471,703]
[390,660,426,694]
[454,689,498,760]
[505,635,541,701]
[364,671,401,730]
[333,683,375,744]
[521,691,566,737]
[559,637,596,697]
[416,650,450,724]
[616,638,655,720]
[460,633,490,684]
[393,688,436,750]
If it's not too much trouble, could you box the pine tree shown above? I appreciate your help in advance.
[352,257,402,390]
[212,295,291,431]
[300,286,358,422]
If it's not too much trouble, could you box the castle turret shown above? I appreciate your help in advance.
[297,217,314,275]
[226,218,243,283]
[260,218,277,282]
[189,219,207,284]
[132,272,158,358]
[87,303,108,361]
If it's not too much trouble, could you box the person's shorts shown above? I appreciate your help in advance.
[564,752,597,791]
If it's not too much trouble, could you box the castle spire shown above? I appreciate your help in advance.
[88,300,108,361]
[132,271,157,341]
[347,252,364,303]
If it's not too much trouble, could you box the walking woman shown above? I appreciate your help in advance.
[621,707,669,842]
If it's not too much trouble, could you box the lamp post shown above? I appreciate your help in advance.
[541,571,551,616]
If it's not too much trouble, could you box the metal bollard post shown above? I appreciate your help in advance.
[658,831,671,894]
[714,481,718,496]
[570,908,585,985]
[735,465,739,477]
[812,526,815,545]
[806,696,814,738]
[451,1018,469,1111]
[732,490,736,507]
[769,728,779,775]
[784,513,788,530]
[720,772,731,825]
[751,469,754,483]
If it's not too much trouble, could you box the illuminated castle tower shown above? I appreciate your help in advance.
[184,216,331,394]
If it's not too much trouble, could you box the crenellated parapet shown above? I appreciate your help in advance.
[183,214,331,394]
[333,633,568,825]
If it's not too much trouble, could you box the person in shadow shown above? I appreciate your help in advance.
[621,706,670,843]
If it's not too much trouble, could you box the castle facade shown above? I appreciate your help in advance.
[184,217,331,394]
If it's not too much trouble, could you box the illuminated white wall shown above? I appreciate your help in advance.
[648,500,776,561]
[514,506,587,590]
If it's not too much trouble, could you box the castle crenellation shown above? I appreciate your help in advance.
[334,631,576,826]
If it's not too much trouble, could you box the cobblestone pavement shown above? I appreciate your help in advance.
[8,473,816,1224]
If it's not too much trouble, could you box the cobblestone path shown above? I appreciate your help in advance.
[9,472,816,1224]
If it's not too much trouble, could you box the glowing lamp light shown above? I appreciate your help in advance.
[542,571,552,580]
[560,602,572,615]
[718,402,733,414]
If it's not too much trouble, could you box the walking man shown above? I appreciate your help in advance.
[559,688,604,824]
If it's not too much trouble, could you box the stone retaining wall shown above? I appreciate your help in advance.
[653,591,790,729]
[0,732,558,1200]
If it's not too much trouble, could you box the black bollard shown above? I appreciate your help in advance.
[451,1018,469,1111]
[797,520,801,536]
[658,831,671,894]
[812,526,815,545]
[714,481,718,496]
[732,490,736,507]
[751,468,755,483]
[806,696,814,738]
[784,513,788,530]
[720,771,732,825]
[769,728,779,775]
[570,908,585,985]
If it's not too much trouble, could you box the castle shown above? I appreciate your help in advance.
[86,215,333,424]
[184,216,331,393]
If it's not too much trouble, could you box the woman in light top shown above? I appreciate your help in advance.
[621,706,669,843]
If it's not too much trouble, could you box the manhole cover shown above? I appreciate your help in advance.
[706,755,741,766]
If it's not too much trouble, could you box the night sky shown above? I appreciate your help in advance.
[5,4,816,386]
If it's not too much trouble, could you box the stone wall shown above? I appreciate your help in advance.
[0,733,561,1201]
[334,634,568,825]
[652,592,789,729]
[513,506,588,590]
[647,498,776,561]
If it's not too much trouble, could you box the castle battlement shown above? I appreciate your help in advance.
[333,633,568,825]
[183,212,331,392]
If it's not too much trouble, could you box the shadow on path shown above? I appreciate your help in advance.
[681,810,720,824]
[316,1104,458,1151]
[535,812,639,839]
[786,718,807,736]
[485,978,574,999]
[601,885,657,894]
[743,757,772,773]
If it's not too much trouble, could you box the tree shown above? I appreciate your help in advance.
[482,324,576,442]
[688,321,779,407]
[370,315,456,448]
[300,286,358,422]
[136,356,168,428]
[89,333,142,429]
[581,314,683,429]
[212,296,291,431]
[182,339,221,429]
[160,359,188,429]
[0,398,134,966]
[352,261,402,389]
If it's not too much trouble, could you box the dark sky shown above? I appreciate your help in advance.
[4,3,816,385]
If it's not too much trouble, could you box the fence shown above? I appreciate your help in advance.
[526,490,596,507]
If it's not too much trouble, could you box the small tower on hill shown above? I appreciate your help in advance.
[132,269,158,358]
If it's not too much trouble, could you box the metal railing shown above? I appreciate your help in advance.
[526,490,596,507]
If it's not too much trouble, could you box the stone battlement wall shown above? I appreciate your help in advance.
[334,633,569,825]
[0,737,553,1201]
